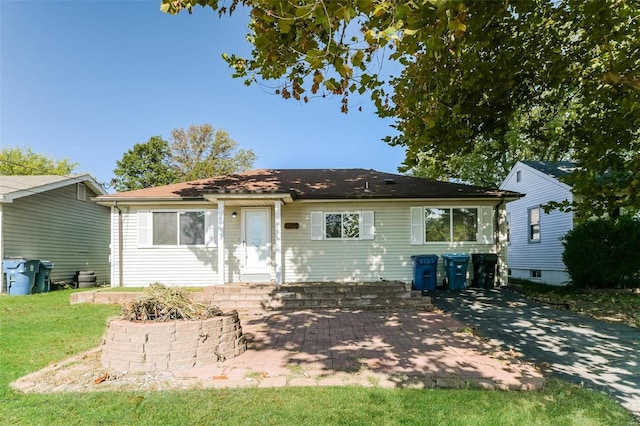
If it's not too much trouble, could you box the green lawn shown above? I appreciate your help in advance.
[0,290,635,425]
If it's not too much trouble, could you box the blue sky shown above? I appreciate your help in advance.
[1,0,406,191]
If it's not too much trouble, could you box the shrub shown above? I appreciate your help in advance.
[562,215,640,288]
[121,283,221,321]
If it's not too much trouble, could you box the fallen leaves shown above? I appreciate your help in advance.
[94,373,110,384]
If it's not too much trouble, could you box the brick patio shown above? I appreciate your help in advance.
[173,309,545,390]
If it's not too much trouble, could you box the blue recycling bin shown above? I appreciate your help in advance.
[35,261,54,293]
[2,259,40,295]
[410,255,438,291]
[441,253,470,290]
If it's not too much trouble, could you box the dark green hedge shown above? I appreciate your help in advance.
[562,215,640,288]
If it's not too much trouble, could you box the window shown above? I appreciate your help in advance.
[76,183,86,201]
[311,211,374,240]
[516,170,522,183]
[528,207,540,242]
[138,210,216,247]
[530,269,542,279]
[506,213,511,244]
[152,211,204,245]
[325,213,360,239]
[413,207,478,244]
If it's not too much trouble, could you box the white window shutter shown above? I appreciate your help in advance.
[410,207,424,245]
[361,211,375,240]
[480,206,494,243]
[138,210,151,247]
[310,211,324,240]
[205,210,218,247]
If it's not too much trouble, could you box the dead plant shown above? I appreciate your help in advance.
[121,283,221,322]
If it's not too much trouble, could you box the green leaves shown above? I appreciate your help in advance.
[112,124,256,191]
[0,147,78,176]
[161,0,640,217]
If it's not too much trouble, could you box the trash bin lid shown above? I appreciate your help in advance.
[442,253,470,259]
[2,258,25,269]
[472,253,498,260]
[39,260,54,268]
[411,254,438,264]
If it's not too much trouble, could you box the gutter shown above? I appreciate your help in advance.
[495,195,507,286]
[113,202,123,287]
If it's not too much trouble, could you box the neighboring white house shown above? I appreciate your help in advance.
[0,175,111,292]
[500,161,576,285]
[95,169,521,288]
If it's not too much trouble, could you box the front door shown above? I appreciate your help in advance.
[242,208,271,275]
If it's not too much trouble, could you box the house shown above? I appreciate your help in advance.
[94,169,521,288]
[0,175,110,292]
[500,161,576,285]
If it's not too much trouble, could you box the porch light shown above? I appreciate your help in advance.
[231,211,237,219]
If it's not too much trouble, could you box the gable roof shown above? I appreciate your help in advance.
[522,161,577,180]
[0,174,107,203]
[96,169,521,203]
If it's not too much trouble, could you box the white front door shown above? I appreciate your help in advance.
[242,208,271,274]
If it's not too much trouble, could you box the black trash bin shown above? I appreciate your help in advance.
[471,253,498,288]
[441,253,470,290]
[35,261,54,293]
[2,259,39,295]
[410,255,438,291]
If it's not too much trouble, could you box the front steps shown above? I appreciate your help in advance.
[202,281,433,311]
[71,282,434,312]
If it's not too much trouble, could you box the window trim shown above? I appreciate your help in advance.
[76,183,86,201]
[528,206,541,243]
[310,211,374,241]
[411,206,482,245]
[138,209,217,248]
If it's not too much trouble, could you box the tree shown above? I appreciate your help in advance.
[169,123,257,181]
[113,125,257,191]
[112,136,177,191]
[161,0,639,218]
[0,146,78,175]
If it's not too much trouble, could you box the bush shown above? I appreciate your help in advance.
[562,215,640,288]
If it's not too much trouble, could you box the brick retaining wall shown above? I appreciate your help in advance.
[101,312,246,372]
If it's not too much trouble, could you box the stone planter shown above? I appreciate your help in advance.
[101,311,246,372]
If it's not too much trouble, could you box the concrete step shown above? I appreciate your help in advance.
[70,282,433,312]
[201,282,432,311]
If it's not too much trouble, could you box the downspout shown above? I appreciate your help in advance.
[113,202,123,287]
[494,195,506,287]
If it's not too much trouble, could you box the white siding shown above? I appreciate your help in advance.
[2,184,110,285]
[501,163,573,285]
[113,199,506,286]
[112,204,219,287]
[280,201,501,284]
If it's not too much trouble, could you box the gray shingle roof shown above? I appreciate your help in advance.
[97,169,521,202]
[522,161,577,180]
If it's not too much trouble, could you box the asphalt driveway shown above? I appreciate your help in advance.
[432,287,640,419]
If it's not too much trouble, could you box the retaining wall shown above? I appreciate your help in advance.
[101,312,246,372]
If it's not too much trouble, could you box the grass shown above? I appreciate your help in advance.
[509,279,640,328]
[0,290,636,425]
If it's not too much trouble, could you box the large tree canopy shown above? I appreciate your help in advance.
[162,0,639,219]
[0,146,78,175]
[113,124,257,191]
[113,136,178,191]
[169,123,257,181]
